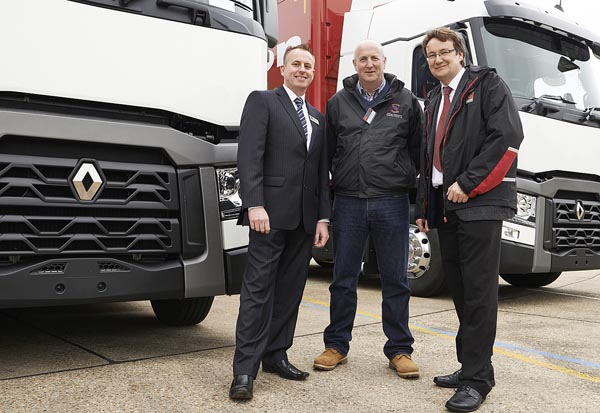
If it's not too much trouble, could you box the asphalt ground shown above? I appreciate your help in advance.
[1,265,599,412]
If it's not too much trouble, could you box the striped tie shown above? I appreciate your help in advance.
[294,97,308,139]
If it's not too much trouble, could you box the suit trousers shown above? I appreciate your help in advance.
[232,224,313,377]
[437,210,500,396]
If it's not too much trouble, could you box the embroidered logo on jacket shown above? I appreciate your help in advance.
[386,103,403,118]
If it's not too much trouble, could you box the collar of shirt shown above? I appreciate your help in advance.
[283,84,306,106]
[440,67,465,101]
[357,78,386,102]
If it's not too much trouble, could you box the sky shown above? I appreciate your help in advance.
[531,0,600,33]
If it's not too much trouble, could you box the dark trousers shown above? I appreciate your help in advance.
[323,194,414,359]
[437,210,500,396]
[232,225,313,377]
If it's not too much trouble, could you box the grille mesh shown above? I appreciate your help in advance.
[551,199,600,253]
[0,154,180,255]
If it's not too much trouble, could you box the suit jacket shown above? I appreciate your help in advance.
[237,87,331,234]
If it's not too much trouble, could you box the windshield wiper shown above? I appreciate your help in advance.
[521,94,575,116]
[584,107,600,124]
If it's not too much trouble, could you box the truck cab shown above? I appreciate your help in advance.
[0,0,277,324]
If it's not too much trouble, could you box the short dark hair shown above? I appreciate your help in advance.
[282,44,314,65]
[422,27,466,65]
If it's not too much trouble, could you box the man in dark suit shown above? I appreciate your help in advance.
[229,44,331,401]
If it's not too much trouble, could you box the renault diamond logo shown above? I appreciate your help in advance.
[575,201,585,221]
[72,163,103,201]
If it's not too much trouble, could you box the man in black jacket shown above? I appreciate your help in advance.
[230,44,331,401]
[314,40,422,378]
[415,28,524,412]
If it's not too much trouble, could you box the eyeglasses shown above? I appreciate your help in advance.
[426,49,456,61]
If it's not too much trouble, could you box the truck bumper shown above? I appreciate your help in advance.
[500,239,600,274]
[0,257,183,309]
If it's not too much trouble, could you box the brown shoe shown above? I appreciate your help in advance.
[389,354,420,379]
[313,348,348,371]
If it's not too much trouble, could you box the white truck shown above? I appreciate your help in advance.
[329,0,600,295]
[0,0,277,324]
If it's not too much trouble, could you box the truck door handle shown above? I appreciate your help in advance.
[156,0,211,26]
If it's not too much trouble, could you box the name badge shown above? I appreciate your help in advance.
[309,115,319,125]
[363,108,376,124]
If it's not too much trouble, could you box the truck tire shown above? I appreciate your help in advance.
[151,297,214,326]
[407,225,446,297]
[499,272,562,288]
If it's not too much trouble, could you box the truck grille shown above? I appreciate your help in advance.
[0,154,180,256]
[551,199,600,253]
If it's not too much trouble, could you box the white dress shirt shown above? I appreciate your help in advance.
[432,67,465,188]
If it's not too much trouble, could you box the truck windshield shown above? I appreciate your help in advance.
[196,0,253,18]
[479,18,600,110]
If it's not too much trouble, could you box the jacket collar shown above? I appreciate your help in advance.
[343,72,404,95]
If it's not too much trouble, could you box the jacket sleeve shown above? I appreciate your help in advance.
[456,74,524,198]
[415,99,430,220]
[325,97,338,170]
[237,90,269,208]
[318,112,332,220]
[409,94,424,173]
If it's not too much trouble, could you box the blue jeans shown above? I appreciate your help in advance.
[323,194,414,359]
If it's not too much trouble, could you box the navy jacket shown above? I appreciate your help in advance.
[327,73,423,198]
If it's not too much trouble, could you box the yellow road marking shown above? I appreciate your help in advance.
[301,296,600,384]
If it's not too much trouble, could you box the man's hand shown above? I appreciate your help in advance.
[248,207,270,234]
[313,222,329,248]
[416,218,429,233]
[447,182,469,203]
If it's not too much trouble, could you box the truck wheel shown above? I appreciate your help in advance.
[151,297,214,326]
[499,272,562,288]
[407,225,446,297]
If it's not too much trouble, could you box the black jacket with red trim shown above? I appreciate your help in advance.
[415,65,524,225]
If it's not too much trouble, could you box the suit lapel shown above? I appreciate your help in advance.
[276,88,307,146]
[307,104,322,154]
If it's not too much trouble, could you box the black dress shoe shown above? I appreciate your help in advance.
[262,359,309,380]
[434,369,462,388]
[445,385,485,412]
[229,375,253,400]
[434,369,495,388]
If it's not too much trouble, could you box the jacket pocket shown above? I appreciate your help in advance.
[263,176,285,187]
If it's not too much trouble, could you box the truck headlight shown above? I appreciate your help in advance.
[216,167,241,220]
[512,192,536,226]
